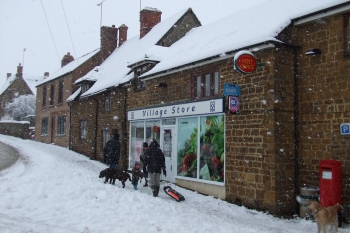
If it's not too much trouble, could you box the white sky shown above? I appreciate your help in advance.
[0,0,266,87]
[2,134,348,233]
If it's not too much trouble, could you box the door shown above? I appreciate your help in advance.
[161,126,176,183]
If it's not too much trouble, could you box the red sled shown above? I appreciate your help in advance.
[163,186,185,202]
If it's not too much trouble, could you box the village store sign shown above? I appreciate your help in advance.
[234,50,257,74]
[128,98,224,121]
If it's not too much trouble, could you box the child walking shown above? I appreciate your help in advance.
[131,161,142,190]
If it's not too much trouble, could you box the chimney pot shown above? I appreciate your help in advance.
[100,26,118,55]
[118,24,128,47]
[6,73,11,79]
[61,52,74,67]
[44,72,49,78]
[140,7,162,39]
[16,63,23,77]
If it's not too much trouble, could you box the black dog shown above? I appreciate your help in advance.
[99,168,131,188]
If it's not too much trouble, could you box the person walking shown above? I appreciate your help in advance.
[139,142,149,187]
[143,139,166,197]
[131,161,142,190]
[103,130,121,169]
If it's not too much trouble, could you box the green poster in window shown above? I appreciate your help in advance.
[199,115,225,182]
[177,117,198,178]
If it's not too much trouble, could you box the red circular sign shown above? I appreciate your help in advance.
[235,54,257,74]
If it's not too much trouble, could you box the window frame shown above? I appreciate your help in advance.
[41,117,48,135]
[57,115,66,135]
[191,69,220,100]
[80,120,87,140]
[2,102,9,109]
[104,95,111,113]
[50,83,54,106]
[58,81,63,104]
[42,85,47,107]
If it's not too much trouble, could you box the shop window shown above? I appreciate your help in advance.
[104,96,111,112]
[41,118,48,135]
[42,85,47,107]
[177,115,225,183]
[50,83,54,106]
[345,13,350,56]
[192,71,220,99]
[80,120,87,139]
[57,115,66,135]
[58,81,63,104]
[129,120,160,168]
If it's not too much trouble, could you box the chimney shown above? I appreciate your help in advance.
[100,25,118,55]
[6,73,11,79]
[44,72,49,79]
[16,63,23,78]
[118,24,128,47]
[140,7,162,39]
[61,52,74,67]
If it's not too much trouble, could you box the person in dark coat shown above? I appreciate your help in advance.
[143,139,166,197]
[139,142,149,187]
[103,130,121,169]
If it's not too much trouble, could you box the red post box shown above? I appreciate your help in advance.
[319,159,342,207]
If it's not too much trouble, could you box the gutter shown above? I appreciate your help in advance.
[123,87,128,170]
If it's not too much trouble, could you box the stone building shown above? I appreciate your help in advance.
[35,25,120,147]
[68,7,201,167]
[0,64,45,119]
[67,1,350,218]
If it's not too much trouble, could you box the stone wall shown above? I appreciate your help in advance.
[0,121,30,139]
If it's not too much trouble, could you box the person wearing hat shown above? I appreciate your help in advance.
[103,130,121,169]
[140,142,149,187]
[131,161,142,190]
[143,139,166,197]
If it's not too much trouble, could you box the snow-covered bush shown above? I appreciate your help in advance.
[5,94,36,121]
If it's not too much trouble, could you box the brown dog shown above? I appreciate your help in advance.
[99,168,131,188]
[308,200,343,233]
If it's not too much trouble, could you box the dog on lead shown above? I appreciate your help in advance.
[99,168,131,188]
[308,200,343,233]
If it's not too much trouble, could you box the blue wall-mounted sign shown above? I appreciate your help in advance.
[224,83,241,96]
[340,123,350,135]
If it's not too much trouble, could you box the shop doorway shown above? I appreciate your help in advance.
[161,126,176,183]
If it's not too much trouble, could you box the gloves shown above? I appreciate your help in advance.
[163,169,167,177]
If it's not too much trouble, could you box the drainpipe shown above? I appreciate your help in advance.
[293,46,300,215]
[68,102,72,150]
[123,87,128,170]
[93,97,99,160]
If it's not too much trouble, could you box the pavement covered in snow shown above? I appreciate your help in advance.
[0,134,349,233]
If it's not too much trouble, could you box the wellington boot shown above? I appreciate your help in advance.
[151,186,157,197]
[154,186,160,197]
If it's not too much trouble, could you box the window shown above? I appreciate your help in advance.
[81,83,90,93]
[345,13,350,56]
[41,118,48,135]
[80,120,87,139]
[192,71,220,99]
[57,115,66,135]
[58,81,63,104]
[42,85,47,107]
[2,102,10,109]
[104,96,111,112]
[50,84,54,106]
[177,115,225,183]
[102,129,110,148]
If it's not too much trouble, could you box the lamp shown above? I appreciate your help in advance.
[154,82,167,88]
[305,49,321,56]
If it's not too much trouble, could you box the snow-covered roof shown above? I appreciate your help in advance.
[141,0,349,78]
[76,8,190,98]
[0,74,45,96]
[66,87,81,103]
[37,49,100,86]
